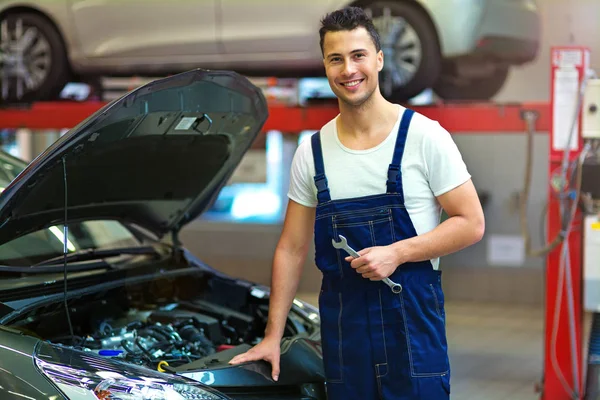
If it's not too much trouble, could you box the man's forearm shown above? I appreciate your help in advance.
[393,214,484,264]
[264,246,306,340]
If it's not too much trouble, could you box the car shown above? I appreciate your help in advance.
[0,69,327,400]
[0,0,540,104]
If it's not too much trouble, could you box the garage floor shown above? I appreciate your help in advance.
[296,293,544,400]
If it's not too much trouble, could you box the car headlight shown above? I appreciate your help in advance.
[35,343,229,400]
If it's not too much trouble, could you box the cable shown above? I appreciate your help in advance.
[62,156,75,345]
[550,142,590,399]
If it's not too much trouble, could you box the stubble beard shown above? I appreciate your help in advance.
[338,83,378,112]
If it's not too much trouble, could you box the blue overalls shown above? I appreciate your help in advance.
[311,109,451,399]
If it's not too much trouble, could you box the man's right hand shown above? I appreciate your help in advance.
[228,336,281,381]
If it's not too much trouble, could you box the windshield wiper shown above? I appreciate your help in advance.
[0,261,112,274]
[31,245,162,267]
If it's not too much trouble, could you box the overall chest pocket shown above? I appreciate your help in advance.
[332,208,396,251]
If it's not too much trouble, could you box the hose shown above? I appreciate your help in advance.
[519,71,594,257]
[552,138,591,400]
[518,109,564,257]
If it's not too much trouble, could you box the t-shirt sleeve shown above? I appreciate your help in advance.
[287,138,318,207]
[423,121,471,197]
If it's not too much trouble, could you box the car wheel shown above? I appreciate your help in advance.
[433,65,510,101]
[0,12,69,103]
[363,1,441,103]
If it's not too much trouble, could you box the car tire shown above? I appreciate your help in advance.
[362,1,441,103]
[0,12,70,103]
[433,65,510,101]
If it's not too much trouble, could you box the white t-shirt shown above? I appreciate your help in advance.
[287,106,471,270]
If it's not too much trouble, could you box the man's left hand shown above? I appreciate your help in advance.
[344,245,403,280]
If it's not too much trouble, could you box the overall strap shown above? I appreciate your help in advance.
[311,132,331,203]
[386,108,415,194]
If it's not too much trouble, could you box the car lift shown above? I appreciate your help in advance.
[0,47,598,400]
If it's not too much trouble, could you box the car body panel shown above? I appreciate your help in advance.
[218,0,343,64]
[0,69,268,245]
[415,0,486,56]
[0,328,64,400]
[177,337,325,387]
[477,0,540,44]
[68,0,219,58]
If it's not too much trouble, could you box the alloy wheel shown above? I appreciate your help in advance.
[0,17,52,100]
[367,5,423,98]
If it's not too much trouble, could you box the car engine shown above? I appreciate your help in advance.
[81,311,219,369]
[57,298,271,371]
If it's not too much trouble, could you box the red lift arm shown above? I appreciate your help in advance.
[0,101,549,133]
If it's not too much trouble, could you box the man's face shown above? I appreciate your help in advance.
[322,27,383,107]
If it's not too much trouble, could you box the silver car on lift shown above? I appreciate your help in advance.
[0,0,539,103]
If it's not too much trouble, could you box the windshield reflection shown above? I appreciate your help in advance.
[0,220,142,267]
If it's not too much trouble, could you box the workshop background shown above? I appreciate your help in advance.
[180,0,600,306]
[0,1,599,400]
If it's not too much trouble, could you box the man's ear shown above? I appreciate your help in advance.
[377,50,384,72]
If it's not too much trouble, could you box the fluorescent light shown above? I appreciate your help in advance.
[49,226,76,252]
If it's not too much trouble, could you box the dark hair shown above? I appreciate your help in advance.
[319,6,381,56]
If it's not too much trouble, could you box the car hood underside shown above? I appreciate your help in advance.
[0,69,268,245]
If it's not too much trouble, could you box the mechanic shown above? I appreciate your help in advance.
[229,6,485,399]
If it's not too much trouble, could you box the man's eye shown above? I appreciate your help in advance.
[355,53,365,58]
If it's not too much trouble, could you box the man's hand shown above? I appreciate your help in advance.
[228,336,281,381]
[344,245,404,280]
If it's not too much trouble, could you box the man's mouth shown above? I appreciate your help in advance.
[341,79,364,88]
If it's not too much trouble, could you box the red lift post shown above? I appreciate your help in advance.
[543,46,590,400]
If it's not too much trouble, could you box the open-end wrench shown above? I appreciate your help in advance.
[331,235,403,294]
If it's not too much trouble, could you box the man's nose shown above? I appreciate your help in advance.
[342,60,357,76]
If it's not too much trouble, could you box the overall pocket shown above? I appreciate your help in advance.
[332,208,396,256]
[398,278,449,377]
[318,290,344,383]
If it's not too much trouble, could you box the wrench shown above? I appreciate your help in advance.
[331,235,403,294]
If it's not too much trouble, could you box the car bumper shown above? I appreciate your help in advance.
[475,0,540,63]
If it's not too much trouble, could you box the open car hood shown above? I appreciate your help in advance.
[0,70,268,245]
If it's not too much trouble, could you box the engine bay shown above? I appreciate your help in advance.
[6,269,317,372]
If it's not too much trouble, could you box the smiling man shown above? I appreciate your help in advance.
[229,6,485,400]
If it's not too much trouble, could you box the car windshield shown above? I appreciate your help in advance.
[0,151,26,191]
[0,220,143,267]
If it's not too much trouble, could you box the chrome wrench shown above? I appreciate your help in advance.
[331,235,403,294]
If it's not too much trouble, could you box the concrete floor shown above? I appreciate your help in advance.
[296,293,545,400]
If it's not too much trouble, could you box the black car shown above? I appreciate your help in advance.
[0,70,325,400]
